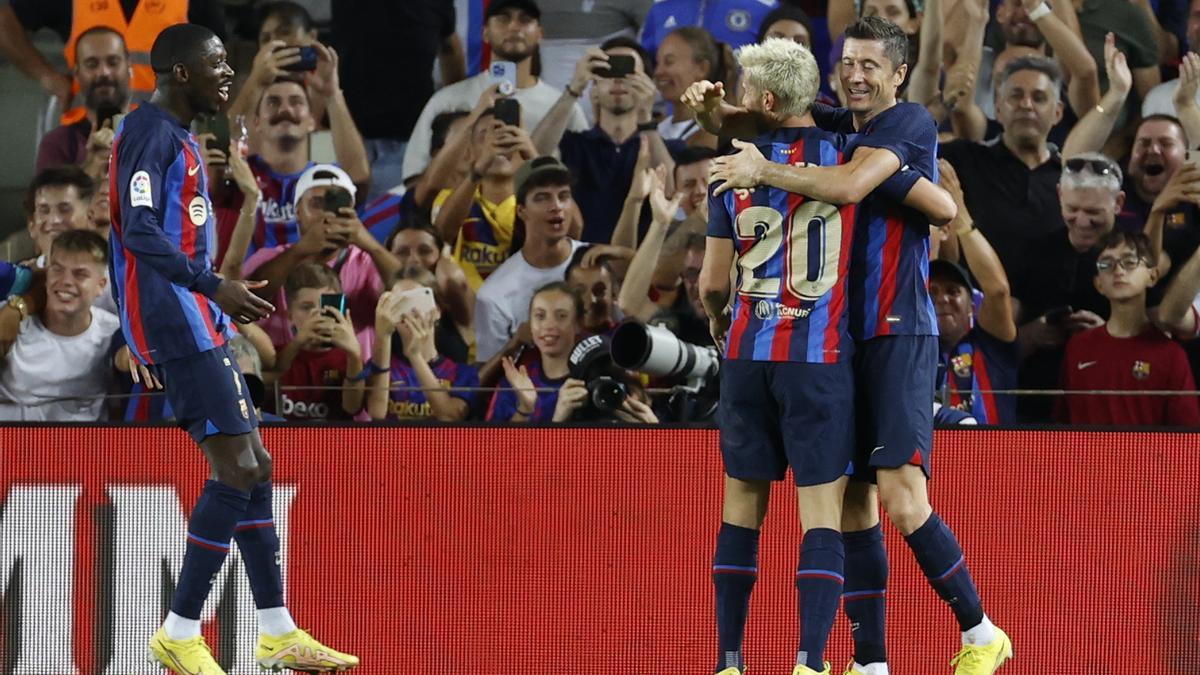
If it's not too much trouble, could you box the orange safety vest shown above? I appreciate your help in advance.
[61,0,188,125]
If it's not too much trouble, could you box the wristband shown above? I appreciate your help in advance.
[636,120,659,133]
[348,360,388,382]
[565,83,583,98]
[955,221,977,236]
[1027,2,1052,21]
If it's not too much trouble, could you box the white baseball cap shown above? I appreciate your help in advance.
[293,164,357,210]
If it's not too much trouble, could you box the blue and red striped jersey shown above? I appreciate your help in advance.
[109,102,231,365]
[938,327,1019,424]
[486,358,565,422]
[707,126,857,364]
[813,101,940,340]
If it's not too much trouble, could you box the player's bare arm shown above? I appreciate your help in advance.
[698,236,734,348]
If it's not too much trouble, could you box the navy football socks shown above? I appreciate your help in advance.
[904,512,985,631]
[795,528,844,670]
[171,480,250,619]
[842,524,889,666]
[234,481,285,609]
[712,523,759,672]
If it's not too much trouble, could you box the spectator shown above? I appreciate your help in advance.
[940,56,1065,281]
[225,331,283,422]
[475,157,586,362]
[672,146,718,220]
[932,163,1020,424]
[332,0,465,197]
[217,69,370,261]
[409,110,472,211]
[533,36,678,243]
[87,173,111,241]
[565,251,620,338]
[270,263,365,421]
[367,276,479,422]
[0,0,224,124]
[640,0,778,57]
[535,0,653,91]
[432,105,538,290]
[485,281,582,422]
[1143,0,1200,116]
[35,27,132,180]
[1060,230,1200,425]
[653,27,722,146]
[245,164,402,355]
[1012,153,1122,420]
[386,222,475,362]
[20,166,96,268]
[0,230,118,421]
[1075,0,1161,116]
[401,0,588,183]
[757,5,815,48]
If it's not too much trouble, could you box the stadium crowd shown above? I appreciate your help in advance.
[0,0,1198,427]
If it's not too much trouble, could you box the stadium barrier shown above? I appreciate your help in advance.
[1,425,1197,673]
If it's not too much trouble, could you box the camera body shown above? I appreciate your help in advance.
[568,335,627,419]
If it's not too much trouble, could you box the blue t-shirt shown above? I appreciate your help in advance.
[386,355,479,420]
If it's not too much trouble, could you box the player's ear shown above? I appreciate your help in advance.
[893,63,908,90]
[172,62,189,84]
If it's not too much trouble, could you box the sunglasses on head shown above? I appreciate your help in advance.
[1065,158,1119,177]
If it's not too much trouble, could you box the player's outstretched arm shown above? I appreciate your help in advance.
[901,178,958,227]
[711,142,903,205]
[698,236,734,349]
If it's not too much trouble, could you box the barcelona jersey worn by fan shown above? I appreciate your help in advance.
[707,126,857,364]
[486,359,564,422]
[432,187,516,290]
[939,327,1019,424]
[386,355,479,420]
[109,102,232,365]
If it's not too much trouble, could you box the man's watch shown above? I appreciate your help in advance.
[5,295,29,321]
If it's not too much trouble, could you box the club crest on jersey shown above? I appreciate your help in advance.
[188,196,208,226]
[130,171,152,207]
[951,352,973,378]
[1132,360,1151,380]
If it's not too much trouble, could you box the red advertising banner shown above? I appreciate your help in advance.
[1,426,1198,674]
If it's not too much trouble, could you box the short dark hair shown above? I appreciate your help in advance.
[75,26,128,57]
[1098,230,1157,268]
[565,245,614,281]
[50,229,107,264]
[517,168,571,205]
[431,110,470,155]
[1137,113,1188,145]
[150,23,218,74]
[998,55,1063,94]
[385,215,446,253]
[673,146,719,168]
[599,35,652,75]
[844,16,910,70]
[24,166,95,217]
[757,5,815,45]
[530,280,584,321]
[256,76,310,113]
[284,262,342,304]
[258,1,315,34]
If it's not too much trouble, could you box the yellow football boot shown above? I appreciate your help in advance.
[255,628,359,672]
[950,626,1013,674]
[148,627,226,675]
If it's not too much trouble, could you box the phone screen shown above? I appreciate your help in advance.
[602,55,635,78]
[320,293,347,314]
[279,45,319,72]
[322,188,352,214]
[195,113,230,152]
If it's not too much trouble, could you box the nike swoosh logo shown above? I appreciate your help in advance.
[188,164,200,176]
[870,445,884,455]
[1077,361,1098,370]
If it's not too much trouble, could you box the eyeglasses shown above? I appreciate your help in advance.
[1095,256,1146,272]
[1066,157,1120,178]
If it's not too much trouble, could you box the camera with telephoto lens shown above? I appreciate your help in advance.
[568,335,627,419]
[611,321,721,421]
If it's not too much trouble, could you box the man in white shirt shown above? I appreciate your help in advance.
[0,229,119,421]
[475,156,585,361]
[401,0,589,183]
[1142,0,1200,117]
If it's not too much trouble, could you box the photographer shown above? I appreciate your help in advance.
[486,282,657,423]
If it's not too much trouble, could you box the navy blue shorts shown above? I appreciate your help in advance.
[852,335,936,481]
[717,359,855,487]
[159,344,258,443]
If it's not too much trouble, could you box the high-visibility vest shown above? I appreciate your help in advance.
[61,0,188,125]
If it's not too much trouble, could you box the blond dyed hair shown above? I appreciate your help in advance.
[735,38,819,119]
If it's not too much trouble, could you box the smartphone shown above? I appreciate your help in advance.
[279,45,319,72]
[96,104,122,131]
[1044,305,1073,325]
[492,97,521,128]
[489,60,518,96]
[394,286,436,318]
[320,293,347,314]
[194,113,230,152]
[322,188,353,214]
[601,54,635,78]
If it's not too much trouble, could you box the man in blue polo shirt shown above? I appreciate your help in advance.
[532,35,680,243]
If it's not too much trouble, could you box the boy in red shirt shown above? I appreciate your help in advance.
[1061,231,1200,426]
[271,263,365,420]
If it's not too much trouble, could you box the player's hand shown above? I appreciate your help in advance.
[128,360,163,390]
[709,313,730,352]
[649,166,683,224]
[215,279,275,324]
[325,307,361,356]
[501,356,539,413]
[251,40,301,87]
[1176,52,1200,109]
[682,80,725,114]
[614,395,659,424]
[1103,32,1133,101]
[552,378,588,422]
[710,139,767,196]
